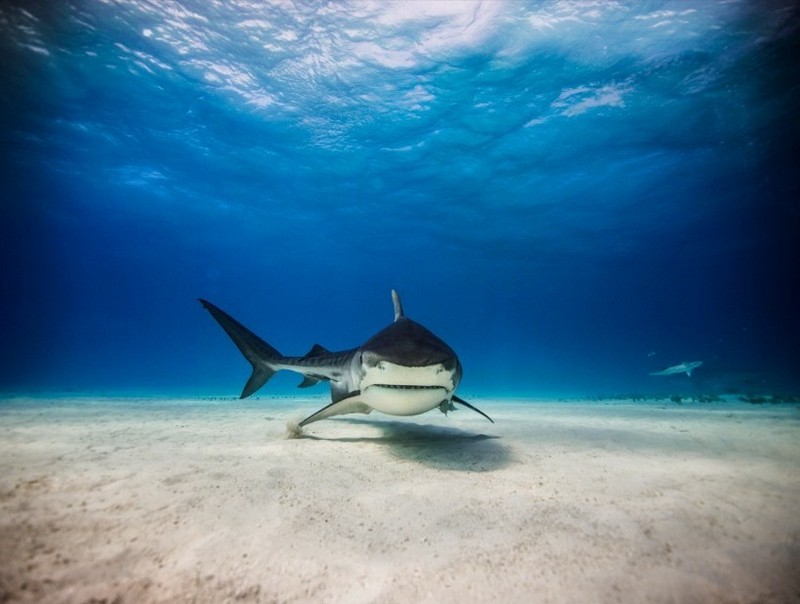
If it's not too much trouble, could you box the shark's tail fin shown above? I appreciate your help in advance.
[199,299,281,398]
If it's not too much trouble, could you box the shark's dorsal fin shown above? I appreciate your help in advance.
[391,289,404,321]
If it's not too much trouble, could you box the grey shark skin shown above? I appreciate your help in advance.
[650,361,703,377]
[199,290,493,427]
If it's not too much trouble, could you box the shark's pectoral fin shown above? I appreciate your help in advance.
[299,391,372,426]
[452,395,494,424]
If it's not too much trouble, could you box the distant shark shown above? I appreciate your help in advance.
[199,290,493,427]
[649,361,703,377]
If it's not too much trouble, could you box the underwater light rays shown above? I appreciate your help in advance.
[1,0,785,228]
[3,0,760,157]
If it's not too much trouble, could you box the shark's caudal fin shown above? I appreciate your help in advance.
[198,299,281,398]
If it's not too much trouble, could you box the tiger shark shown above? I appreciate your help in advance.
[650,361,703,377]
[199,290,493,427]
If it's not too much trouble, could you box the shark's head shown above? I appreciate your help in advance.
[355,292,462,416]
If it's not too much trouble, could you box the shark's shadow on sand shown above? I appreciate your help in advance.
[300,418,511,472]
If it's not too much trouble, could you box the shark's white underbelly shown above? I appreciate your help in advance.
[358,361,454,416]
[361,385,449,416]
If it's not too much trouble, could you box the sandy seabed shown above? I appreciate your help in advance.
[0,397,798,604]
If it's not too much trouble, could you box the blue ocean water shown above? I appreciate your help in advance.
[1,1,798,399]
